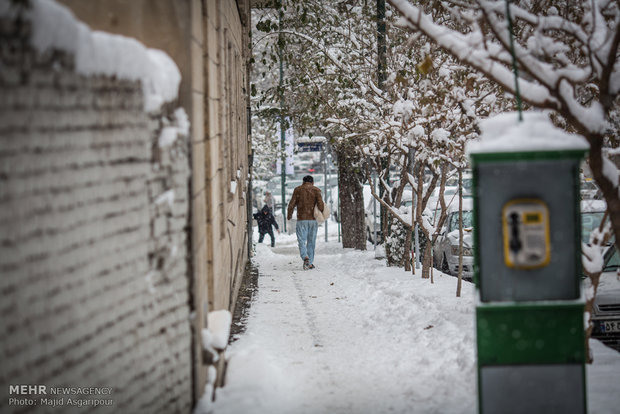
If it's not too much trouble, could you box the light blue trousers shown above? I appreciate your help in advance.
[295,220,318,264]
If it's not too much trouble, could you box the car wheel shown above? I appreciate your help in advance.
[441,253,451,275]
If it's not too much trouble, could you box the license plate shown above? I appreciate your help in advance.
[601,321,620,333]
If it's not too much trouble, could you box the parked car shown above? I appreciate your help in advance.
[426,186,459,212]
[581,177,601,200]
[365,195,382,243]
[433,199,474,280]
[328,186,340,222]
[266,175,281,193]
[363,185,382,243]
[590,246,620,350]
[581,199,607,243]
[445,170,473,197]
[365,209,382,243]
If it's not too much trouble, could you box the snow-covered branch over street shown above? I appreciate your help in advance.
[387,0,620,310]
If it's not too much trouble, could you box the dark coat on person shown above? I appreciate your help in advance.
[287,182,324,221]
[254,205,279,234]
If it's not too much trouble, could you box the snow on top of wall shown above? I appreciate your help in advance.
[1,0,181,113]
[581,199,607,213]
[467,111,589,154]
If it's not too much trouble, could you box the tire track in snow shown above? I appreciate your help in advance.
[271,240,347,413]
[290,271,324,348]
[271,243,324,347]
[288,255,367,414]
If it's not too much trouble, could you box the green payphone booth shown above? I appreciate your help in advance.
[469,113,589,414]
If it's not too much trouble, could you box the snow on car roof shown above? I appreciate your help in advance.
[581,199,607,213]
[447,197,474,213]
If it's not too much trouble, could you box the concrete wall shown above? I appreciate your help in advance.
[3,0,252,406]
[0,19,193,414]
[57,0,252,398]
[203,0,250,313]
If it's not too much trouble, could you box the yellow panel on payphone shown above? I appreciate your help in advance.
[502,199,551,269]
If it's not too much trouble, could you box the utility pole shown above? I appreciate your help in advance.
[324,150,328,242]
[373,172,378,253]
[278,8,287,232]
[377,0,387,244]
[377,0,386,88]
[409,148,420,270]
[247,150,254,256]
[337,167,341,243]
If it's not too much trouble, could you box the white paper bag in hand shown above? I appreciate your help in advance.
[314,204,330,223]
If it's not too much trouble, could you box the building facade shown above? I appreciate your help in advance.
[0,0,251,410]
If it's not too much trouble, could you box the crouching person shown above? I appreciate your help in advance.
[254,205,280,247]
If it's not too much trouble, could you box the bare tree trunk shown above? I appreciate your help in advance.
[422,242,433,280]
[382,202,392,262]
[587,138,620,253]
[414,163,433,280]
[411,217,417,276]
[403,226,412,271]
[336,146,366,250]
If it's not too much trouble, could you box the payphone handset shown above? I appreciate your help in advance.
[502,199,551,269]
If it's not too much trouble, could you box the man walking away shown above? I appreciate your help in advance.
[287,175,324,270]
[254,204,280,247]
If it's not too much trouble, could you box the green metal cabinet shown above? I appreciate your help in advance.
[471,149,587,414]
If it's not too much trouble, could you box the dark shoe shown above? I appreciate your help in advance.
[308,264,315,269]
[303,257,310,270]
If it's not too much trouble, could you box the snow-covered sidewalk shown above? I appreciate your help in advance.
[202,225,620,414]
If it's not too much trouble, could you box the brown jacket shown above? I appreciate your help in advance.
[287,182,324,221]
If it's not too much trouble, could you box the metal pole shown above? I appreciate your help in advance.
[456,168,463,297]
[324,151,328,242]
[337,167,341,243]
[373,172,378,252]
[377,0,386,88]
[505,0,523,121]
[247,150,254,256]
[280,126,286,232]
[278,10,287,232]
[377,0,387,245]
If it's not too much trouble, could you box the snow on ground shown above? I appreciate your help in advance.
[588,340,620,414]
[199,221,620,414]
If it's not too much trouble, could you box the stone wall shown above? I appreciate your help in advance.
[0,16,192,413]
[56,0,253,399]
